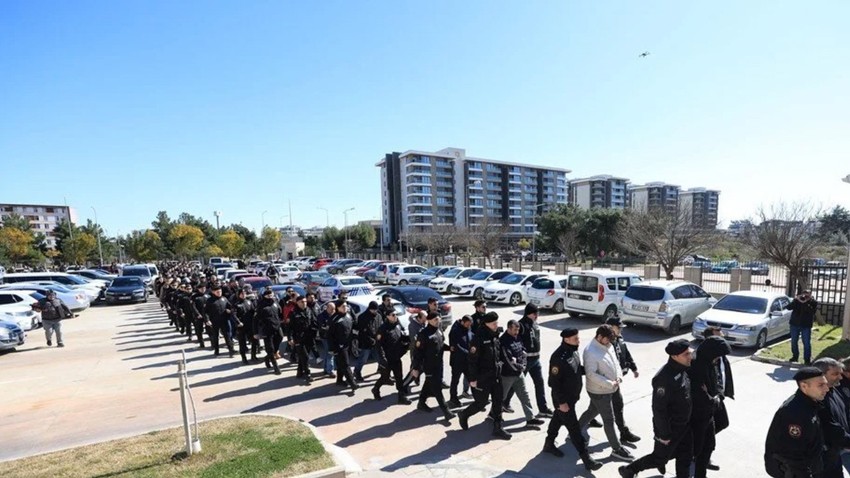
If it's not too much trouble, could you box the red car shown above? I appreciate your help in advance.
[312,258,333,271]
[352,260,386,277]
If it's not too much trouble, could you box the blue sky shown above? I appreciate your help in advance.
[2,1,848,236]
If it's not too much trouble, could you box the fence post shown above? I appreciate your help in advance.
[555,263,566,275]
[729,268,741,293]
[684,266,703,287]
[494,258,503,269]
[581,261,592,271]
[739,269,752,291]
[644,264,660,280]
[532,261,542,272]
[463,256,471,267]
[511,260,521,272]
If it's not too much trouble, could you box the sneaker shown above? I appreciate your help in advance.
[588,417,603,428]
[537,407,554,418]
[582,454,603,472]
[789,356,798,363]
[417,403,433,413]
[460,391,473,399]
[398,396,412,405]
[57,343,65,348]
[542,442,564,457]
[492,427,512,440]
[706,462,720,471]
[326,372,336,378]
[527,418,545,426]
[447,399,462,408]
[620,428,641,443]
[611,447,634,462]
[502,406,515,414]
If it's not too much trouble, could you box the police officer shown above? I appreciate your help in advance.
[470,300,487,330]
[353,301,382,382]
[177,283,195,341]
[234,285,259,365]
[191,283,210,348]
[372,309,411,404]
[289,295,318,383]
[447,315,473,408]
[543,327,602,471]
[458,312,509,439]
[255,288,283,375]
[812,358,850,478]
[205,284,235,358]
[763,366,828,477]
[411,311,454,421]
[329,299,358,391]
[619,339,694,478]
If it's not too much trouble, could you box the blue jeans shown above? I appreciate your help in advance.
[354,347,380,376]
[320,338,335,374]
[789,325,812,362]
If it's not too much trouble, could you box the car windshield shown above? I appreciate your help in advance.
[423,268,439,276]
[30,292,45,300]
[123,268,151,277]
[500,274,525,285]
[713,295,767,314]
[442,269,462,278]
[532,279,555,289]
[399,288,442,303]
[470,270,492,280]
[625,286,665,302]
[245,279,273,289]
[340,277,368,286]
[111,277,143,287]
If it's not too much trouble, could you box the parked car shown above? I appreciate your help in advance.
[564,270,643,320]
[24,280,100,303]
[620,280,717,334]
[268,284,307,302]
[104,277,149,305]
[407,266,456,286]
[349,260,385,277]
[312,258,334,271]
[347,294,410,329]
[0,284,91,312]
[692,291,791,349]
[710,260,739,274]
[387,264,428,286]
[121,265,155,290]
[325,259,365,275]
[526,275,569,313]
[274,265,302,283]
[741,261,770,276]
[240,277,274,293]
[317,276,375,302]
[69,269,118,282]
[0,291,41,330]
[482,272,549,306]
[428,267,483,293]
[370,262,406,284]
[0,319,25,352]
[682,254,713,270]
[298,272,332,294]
[450,269,514,299]
[223,269,250,282]
[378,286,452,330]
[2,272,107,297]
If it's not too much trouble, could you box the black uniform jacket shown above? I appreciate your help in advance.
[377,320,408,362]
[467,325,502,389]
[651,358,692,441]
[412,324,449,376]
[448,320,472,369]
[764,389,825,478]
[548,343,583,406]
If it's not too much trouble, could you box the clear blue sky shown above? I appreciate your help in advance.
[2,1,848,236]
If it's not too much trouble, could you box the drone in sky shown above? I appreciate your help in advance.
[639,51,650,58]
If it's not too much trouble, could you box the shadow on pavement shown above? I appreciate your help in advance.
[239,380,351,412]
[766,365,795,383]
[310,396,395,427]
[117,339,197,352]
[339,410,451,450]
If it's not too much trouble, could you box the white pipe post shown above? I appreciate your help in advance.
[178,350,193,456]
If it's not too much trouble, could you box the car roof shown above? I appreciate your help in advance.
[633,279,693,288]
[535,274,569,281]
[568,270,641,278]
[336,275,366,280]
[347,294,400,306]
[727,290,788,299]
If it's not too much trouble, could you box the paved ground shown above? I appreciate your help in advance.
[0,296,798,477]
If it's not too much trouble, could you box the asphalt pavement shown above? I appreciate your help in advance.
[0,294,798,477]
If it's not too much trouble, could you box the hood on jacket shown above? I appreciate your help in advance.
[695,336,731,364]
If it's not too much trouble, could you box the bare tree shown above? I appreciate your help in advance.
[470,213,508,268]
[618,207,716,280]
[740,201,821,295]
[423,225,461,256]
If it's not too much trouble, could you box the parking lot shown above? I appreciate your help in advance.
[0,293,798,477]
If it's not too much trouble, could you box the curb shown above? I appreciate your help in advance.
[750,337,799,368]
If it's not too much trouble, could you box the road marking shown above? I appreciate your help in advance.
[0,376,44,385]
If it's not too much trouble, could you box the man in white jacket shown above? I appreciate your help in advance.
[578,325,634,462]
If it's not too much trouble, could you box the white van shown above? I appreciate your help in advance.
[564,270,642,320]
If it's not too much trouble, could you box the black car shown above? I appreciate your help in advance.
[105,277,148,304]
[378,286,453,330]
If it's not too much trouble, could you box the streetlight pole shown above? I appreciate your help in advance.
[261,210,268,232]
[317,207,329,228]
[840,175,850,340]
[213,211,222,230]
[343,207,355,256]
[280,215,289,229]
[91,206,104,266]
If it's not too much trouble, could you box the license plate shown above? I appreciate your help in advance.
[531,299,541,305]
[631,304,649,311]
[119,296,132,300]
[484,294,495,300]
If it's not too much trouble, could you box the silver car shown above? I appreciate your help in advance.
[620,280,716,335]
[692,291,792,349]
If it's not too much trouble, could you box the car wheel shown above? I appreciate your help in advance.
[553,299,565,314]
[756,329,768,349]
[474,288,484,300]
[603,305,618,321]
[568,312,581,318]
[399,280,408,285]
[666,316,681,335]
[509,292,522,306]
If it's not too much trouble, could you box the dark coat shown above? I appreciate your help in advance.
[254,297,282,338]
[764,390,825,478]
[518,315,541,359]
[328,311,354,353]
[448,319,472,369]
[689,336,731,422]
[651,358,692,441]
[204,295,232,325]
[289,306,318,346]
[786,298,819,328]
[548,342,583,406]
[411,324,449,376]
[354,310,382,349]
[34,297,71,321]
[377,320,409,362]
[467,325,502,388]
[499,332,527,377]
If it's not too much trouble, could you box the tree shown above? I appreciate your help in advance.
[349,223,377,251]
[581,208,623,258]
[168,224,205,259]
[0,227,33,264]
[320,227,343,252]
[819,206,850,244]
[423,225,460,255]
[470,214,508,267]
[230,224,259,256]
[517,238,531,250]
[538,204,586,262]
[217,229,246,258]
[124,230,163,262]
[203,244,224,257]
[618,207,716,280]
[740,202,821,294]
[258,227,282,256]
[62,233,97,265]
[1,213,33,231]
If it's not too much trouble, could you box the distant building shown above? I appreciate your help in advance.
[377,147,569,246]
[568,175,629,209]
[679,188,720,228]
[299,226,325,238]
[627,182,681,215]
[727,219,753,236]
[0,203,77,248]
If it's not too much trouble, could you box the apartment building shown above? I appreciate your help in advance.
[627,182,681,215]
[679,188,720,228]
[568,175,629,209]
[0,203,77,248]
[376,147,569,246]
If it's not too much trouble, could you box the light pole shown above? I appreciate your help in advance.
[317,207,329,228]
[280,215,289,230]
[90,206,104,266]
[213,211,222,230]
[261,210,268,232]
[343,207,355,256]
[838,174,850,334]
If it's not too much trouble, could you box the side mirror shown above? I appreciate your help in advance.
[770,311,783,319]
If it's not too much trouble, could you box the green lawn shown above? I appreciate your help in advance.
[758,325,850,362]
[4,416,333,478]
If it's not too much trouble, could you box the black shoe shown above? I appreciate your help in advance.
[502,406,515,414]
[527,418,545,426]
[398,396,412,405]
[350,383,359,392]
[265,358,272,369]
[242,357,249,365]
[417,403,433,413]
[537,407,554,418]
[543,441,564,457]
[459,411,469,430]
[581,453,602,471]
[447,399,462,408]
[46,341,52,346]
[443,410,456,421]
[460,391,473,399]
[588,417,603,428]
[611,447,635,462]
[274,369,282,375]
[706,462,720,471]
[57,343,65,348]
[305,376,312,384]
[372,388,382,401]
[789,356,798,363]
[620,428,641,443]
[441,381,450,389]
[492,427,512,440]
[354,374,365,383]
[618,465,636,477]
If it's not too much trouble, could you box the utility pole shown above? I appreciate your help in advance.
[261,210,268,232]
[213,211,222,230]
[317,207,329,228]
[288,200,293,236]
[91,206,104,266]
[343,207,355,256]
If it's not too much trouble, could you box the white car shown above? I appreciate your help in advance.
[428,267,483,293]
[317,276,375,303]
[373,262,407,285]
[620,280,717,335]
[2,272,106,297]
[449,269,514,299]
[0,284,90,313]
[482,272,550,306]
[387,264,428,286]
[564,270,643,320]
[0,291,41,330]
[275,265,302,284]
[526,275,569,313]
[347,294,411,330]
[692,291,792,349]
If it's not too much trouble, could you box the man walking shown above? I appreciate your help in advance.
[447,315,473,408]
[411,311,454,421]
[255,288,283,375]
[786,289,818,365]
[316,302,337,378]
[619,340,694,478]
[372,309,411,404]
[579,325,633,462]
[514,303,553,416]
[205,284,235,358]
[542,328,602,471]
[605,317,641,443]
[233,285,259,364]
[353,301,382,382]
[689,333,731,477]
[289,295,318,383]
[32,289,72,347]
[191,283,210,348]
[329,299,358,391]
[812,358,850,478]
[458,312,509,439]
[500,319,546,428]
